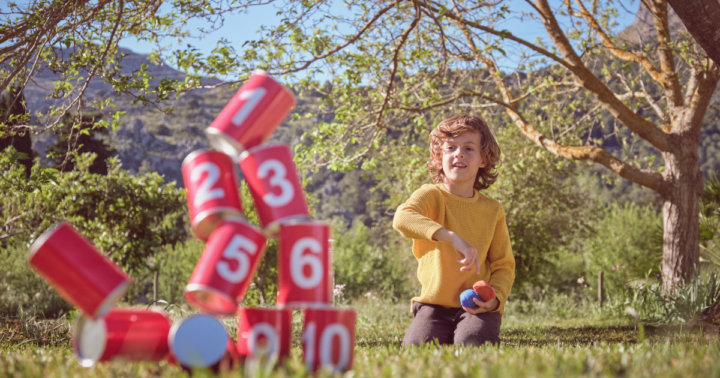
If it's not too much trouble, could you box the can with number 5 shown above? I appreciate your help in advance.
[185,217,267,316]
[239,143,310,237]
[182,150,245,241]
[205,70,296,161]
[277,221,332,308]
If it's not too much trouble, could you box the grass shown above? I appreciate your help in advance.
[1,298,719,377]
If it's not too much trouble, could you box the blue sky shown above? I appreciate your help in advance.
[119,1,641,75]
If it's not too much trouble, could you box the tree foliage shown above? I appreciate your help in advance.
[0,149,187,275]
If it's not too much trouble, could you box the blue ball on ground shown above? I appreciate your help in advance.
[460,289,482,308]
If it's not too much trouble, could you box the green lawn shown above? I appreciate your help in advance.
[1,298,719,377]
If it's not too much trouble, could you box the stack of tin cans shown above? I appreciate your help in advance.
[185,69,356,374]
[29,70,356,374]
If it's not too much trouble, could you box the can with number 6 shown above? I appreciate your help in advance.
[205,70,296,161]
[239,143,310,237]
[182,150,244,241]
[277,222,332,308]
[185,217,267,316]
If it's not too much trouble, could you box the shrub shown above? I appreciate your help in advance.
[583,202,663,293]
[331,218,416,302]
[0,242,71,317]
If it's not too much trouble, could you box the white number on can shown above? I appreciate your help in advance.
[303,322,351,372]
[248,323,279,357]
[257,159,294,207]
[216,234,258,283]
[232,87,267,127]
[191,162,225,207]
[290,237,323,289]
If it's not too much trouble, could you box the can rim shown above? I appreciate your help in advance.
[168,313,230,368]
[27,220,69,262]
[301,307,357,315]
[276,301,334,310]
[204,128,245,163]
[72,313,107,367]
[238,142,287,163]
[217,215,264,235]
[90,280,132,319]
[263,215,315,237]
[182,149,216,167]
[192,208,245,240]
[252,69,268,76]
[184,284,238,317]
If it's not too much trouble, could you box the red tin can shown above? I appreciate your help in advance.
[205,70,296,160]
[237,308,292,362]
[168,314,231,369]
[239,143,310,235]
[277,222,332,308]
[302,308,356,373]
[28,221,131,320]
[182,150,244,240]
[73,307,172,367]
[185,217,267,316]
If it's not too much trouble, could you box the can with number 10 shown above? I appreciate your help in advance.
[239,143,310,236]
[277,222,332,308]
[182,150,244,241]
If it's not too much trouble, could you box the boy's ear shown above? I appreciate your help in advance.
[479,156,488,168]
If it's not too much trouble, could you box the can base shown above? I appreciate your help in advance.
[205,128,245,163]
[184,284,238,317]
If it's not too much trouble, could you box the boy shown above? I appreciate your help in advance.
[393,115,515,346]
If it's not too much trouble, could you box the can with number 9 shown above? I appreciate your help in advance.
[277,222,332,308]
[205,70,296,161]
[185,217,267,316]
[239,143,310,236]
[182,150,245,241]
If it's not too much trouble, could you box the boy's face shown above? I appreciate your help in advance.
[440,130,486,186]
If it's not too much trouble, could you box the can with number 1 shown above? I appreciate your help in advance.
[182,150,244,241]
[205,70,296,161]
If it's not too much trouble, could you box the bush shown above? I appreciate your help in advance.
[0,242,71,317]
[583,202,663,292]
[332,218,416,302]
[602,273,720,323]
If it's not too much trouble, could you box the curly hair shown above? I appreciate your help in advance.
[426,115,501,191]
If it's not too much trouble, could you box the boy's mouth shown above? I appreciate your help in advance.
[452,163,467,169]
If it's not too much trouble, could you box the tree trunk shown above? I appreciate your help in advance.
[667,0,720,67]
[661,148,703,291]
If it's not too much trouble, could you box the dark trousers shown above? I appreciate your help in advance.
[402,302,502,347]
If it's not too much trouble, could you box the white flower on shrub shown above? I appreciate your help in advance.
[334,284,346,297]
[577,277,585,284]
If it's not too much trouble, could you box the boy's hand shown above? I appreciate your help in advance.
[431,228,480,274]
[451,233,480,274]
[462,297,499,314]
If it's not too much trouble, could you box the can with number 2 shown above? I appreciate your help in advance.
[182,150,244,240]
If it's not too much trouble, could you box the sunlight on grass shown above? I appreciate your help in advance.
[1,298,719,377]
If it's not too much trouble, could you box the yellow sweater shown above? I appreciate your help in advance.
[392,183,515,316]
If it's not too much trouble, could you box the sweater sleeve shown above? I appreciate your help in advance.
[486,208,516,313]
[392,186,444,241]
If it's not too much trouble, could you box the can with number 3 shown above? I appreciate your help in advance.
[182,150,245,241]
[239,143,310,236]
[277,221,332,308]
[185,217,267,316]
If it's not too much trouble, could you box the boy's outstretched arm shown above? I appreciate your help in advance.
[392,186,444,241]
[486,209,516,314]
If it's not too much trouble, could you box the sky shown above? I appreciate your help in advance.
[118,1,642,76]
